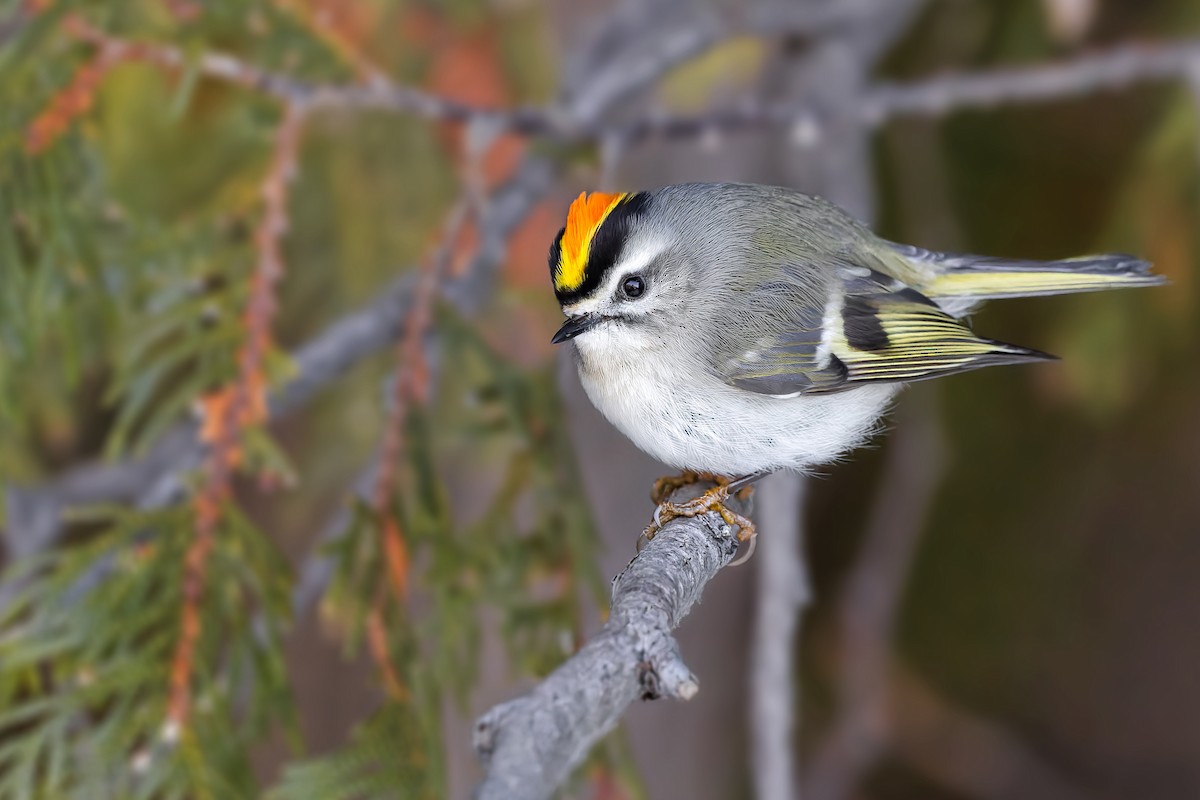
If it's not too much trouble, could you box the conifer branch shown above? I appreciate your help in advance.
[2,158,554,562]
[4,3,1182,797]
[47,14,1200,162]
[55,14,578,136]
[371,205,468,592]
[24,34,127,153]
[166,103,305,729]
[472,485,752,800]
[364,203,470,697]
[364,599,408,703]
[268,0,388,87]
[55,9,862,144]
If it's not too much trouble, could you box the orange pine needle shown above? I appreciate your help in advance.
[589,766,631,800]
[367,208,468,624]
[167,511,217,725]
[381,518,411,599]
[25,52,116,154]
[366,600,408,702]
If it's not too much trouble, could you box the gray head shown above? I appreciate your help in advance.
[547,183,856,354]
[547,184,769,347]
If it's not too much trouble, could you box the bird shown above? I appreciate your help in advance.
[546,182,1163,546]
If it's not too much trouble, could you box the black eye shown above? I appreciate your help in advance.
[621,275,646,299]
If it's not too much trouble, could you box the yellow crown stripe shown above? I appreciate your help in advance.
[555,191,629,292]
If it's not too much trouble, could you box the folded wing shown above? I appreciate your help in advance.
[720,266,1053,396]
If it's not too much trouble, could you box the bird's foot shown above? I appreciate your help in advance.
[640,479,757,553]
[649,471,756,505]
[650,470,722,505]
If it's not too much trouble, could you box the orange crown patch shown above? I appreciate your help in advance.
[553,191,628,292]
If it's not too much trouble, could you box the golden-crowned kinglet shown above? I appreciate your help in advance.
[547,183,1161,540]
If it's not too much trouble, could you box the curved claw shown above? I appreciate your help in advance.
[727,532,758,567]
[639,472,764,561]
[642,482,755,547]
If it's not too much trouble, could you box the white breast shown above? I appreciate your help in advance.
[572,323,898,475]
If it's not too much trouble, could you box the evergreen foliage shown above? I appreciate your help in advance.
[0,1,630,796]
[4,0,1197,797]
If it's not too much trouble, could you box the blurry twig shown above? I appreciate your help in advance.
[751,473,810,800]
[595,38,1200,145]
[372,205,469,580]
[37,15,1200,158]
[268,0,388,87]
[559,2,863,127]
[292,459,377,618]
[803,396,945,800]
[60,15,506,126]
[473,484,751,800]
[57,15,697,140]
[864,40,1200,121]
[364,203,470,697]
[9,0,807,562]
[764,8,926,794]
[62,1,847,145]
[24,43,124,153]
[50,7,981,147]
[1,163,551,566]
[167,102,305,729]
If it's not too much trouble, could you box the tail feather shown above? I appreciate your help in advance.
[891,244,1164,301]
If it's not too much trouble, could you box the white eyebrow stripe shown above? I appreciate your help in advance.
[593,234,670,298]
[560,234,671,317]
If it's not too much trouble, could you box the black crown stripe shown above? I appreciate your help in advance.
[552,191,652,305]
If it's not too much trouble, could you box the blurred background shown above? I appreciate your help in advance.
[1,0,1197,798]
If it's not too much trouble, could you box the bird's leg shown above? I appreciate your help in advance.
[649,470,729,505]
[641,472,764,548]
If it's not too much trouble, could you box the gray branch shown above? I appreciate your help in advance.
[750,473,810,800]
[95,0,1175,153]
[599,38,1200,147]
[2,160,552,561]
[1,274,412,560]
[745,5,925,792]
[473,487,751,800]
[7,0,833,561]
[9,9,1192,796]
[803,396,946,800]
[67,6,860,144]
[864,38,1200,121]
[11,21,1196,563]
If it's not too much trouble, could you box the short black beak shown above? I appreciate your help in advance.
[551,314,598,344]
